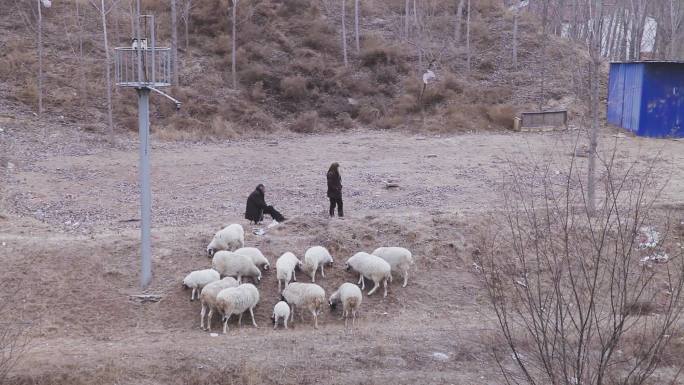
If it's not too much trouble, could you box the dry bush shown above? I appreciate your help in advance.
[290,110,318,133]
[484,104,515,129]
[360,37,404,67]
[358,105,380,124]
[477,150,684,385]
[280,76,308,100]
[376,114,403,130]
[335,112,354,129]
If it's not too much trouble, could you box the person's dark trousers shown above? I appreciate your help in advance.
[329,197,343,217]
[263,205,285,222]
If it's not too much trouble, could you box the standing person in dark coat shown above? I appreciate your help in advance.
[245,184,286,224]
[327,163,343,218]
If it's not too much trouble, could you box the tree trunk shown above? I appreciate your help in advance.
[171,0,179,84]
[454,0,464,43]
[231,0,237,89]
[37,0,43,118]
[466,0,471,72]
[539,0,548,111]
[183,0,191,51]
[342,0,348,66]
[513,12,518,69]
[587,0,603,216]
[412,0,417,26]
[354,0,360,53]
[404,0,409,40]
[76,1,86,107]
[100,0,114,138]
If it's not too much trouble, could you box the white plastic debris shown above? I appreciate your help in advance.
[422,69,436,85]
[210,333,219,337]
[267,220,280,229]
[252,228,265,236]
[640,251,669,264]
[41,0,51,7]
[432,352,449,362]
[638,226,660,249]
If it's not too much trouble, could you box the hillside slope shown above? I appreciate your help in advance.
[0,0,591,138]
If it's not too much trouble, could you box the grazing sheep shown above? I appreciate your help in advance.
[216,283,260,334]
[345,252,392,297]
[207,224,245,256]
[272,301,291,330]
[199,277,239,330]
[303,246,334,283]
[371,247,414,287]
[182,268,220,301]
[329,282,363,327]
[281,282,326,329]
[211,251,262,284]
[276,252,302,292]
[234,247,270,270]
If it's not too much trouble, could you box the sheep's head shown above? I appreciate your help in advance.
[271,314,276,325]
[328,299,338,311]
[344,262,351,271]
[263,263,270,271]
[294,260,302,272]
[280,294,286,302]
[207,247,215,257]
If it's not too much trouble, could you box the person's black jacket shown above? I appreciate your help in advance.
[327,171,342,199]
[245,187,267,223]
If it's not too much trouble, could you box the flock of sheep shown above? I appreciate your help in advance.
[182,223,414,333]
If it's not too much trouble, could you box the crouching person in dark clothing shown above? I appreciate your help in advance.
[245,184,286,224]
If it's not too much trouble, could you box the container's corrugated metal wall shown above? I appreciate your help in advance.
[606,62,684,138]
[639,63,684,137]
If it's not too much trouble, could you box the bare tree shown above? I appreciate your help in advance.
[354,0,360,53]
[89,0,119,139]
[454,0,464,43]
[0,286,31,383]
[477,147,684,385]
[36,0,44,118]
[404,0,410,39]
[512,9,518,70]
[341,0,348,66]
[230,0,238,88]
[587,0,604,216]
[466,0,471,71]
[171,0,179,84]
[180,0,193,51]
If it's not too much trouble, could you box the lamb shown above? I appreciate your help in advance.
[211,251,262,284]
[302,246,334,283]
[234,247,270,270]
[216,283,260,334]
[276,252,302,292]
[329,282,363,327]
[182,268,220,301]
[371,247,414,287]
[281,282,326,329]
[271,301,291,330]
[345,252,392,297]
[206,224,245,257]
[199,277,239,330]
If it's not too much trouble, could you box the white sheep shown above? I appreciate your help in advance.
[211,251,262,284]
[371,247,414,287]
[329,282,363,327]
[281,282,326,329]
[234,247,270,270]
[276,252,302,292]
[182,268,220,301]
[216,283,260,334]
[199,277,239,330]
[272,301,291,330]
[345,252,392,297]
[207,224,245,256]
[303,246,334,283]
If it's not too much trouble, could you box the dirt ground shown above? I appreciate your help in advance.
[1,112,683,384]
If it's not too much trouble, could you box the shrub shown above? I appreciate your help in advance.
[484,104,516,129]
[358,105,380,124]
[280,76,308,100]
[290,111,319,133]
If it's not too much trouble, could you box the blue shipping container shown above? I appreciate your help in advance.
[607,61,684,138]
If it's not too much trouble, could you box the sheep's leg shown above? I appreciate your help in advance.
[312,310,318,329]
[238,312,243,327]
[200,304,207,330]
[320,264,325,278]
[284,316,288,329]
[273,316,278,330]
[311,270,316,283]
[352,309,357,327]
[402,269,408,287]
[293,270,297,281]
[358,274,365,290]
[207,309,214,331]
[383,278,388,298]
[368,280,380,296]
[290,306,295,323]
[223,315,231,334]
[250,307,257,327]
[237,275,242,285]
[191,288,197,301]
[344,309,348,328]
[278,279,281,293]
